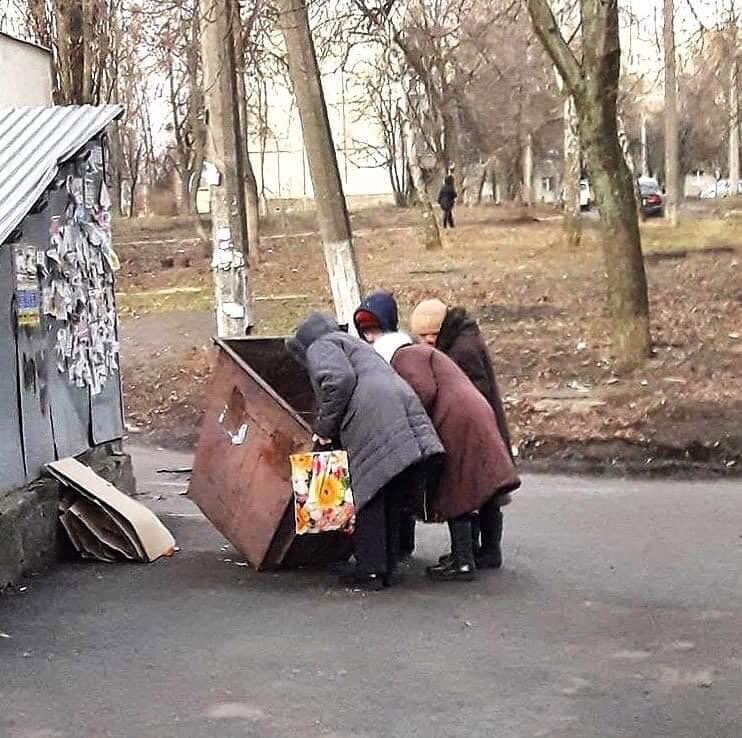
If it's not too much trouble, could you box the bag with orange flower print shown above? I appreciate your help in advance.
[290,450,355,535]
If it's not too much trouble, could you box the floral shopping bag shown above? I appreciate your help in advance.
[290,450,355,535]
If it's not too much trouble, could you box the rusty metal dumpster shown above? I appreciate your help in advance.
[188,337,352,570]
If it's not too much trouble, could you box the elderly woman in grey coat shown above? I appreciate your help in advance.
[286,313,444,590]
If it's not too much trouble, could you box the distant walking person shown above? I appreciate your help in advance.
[438,175,457,229]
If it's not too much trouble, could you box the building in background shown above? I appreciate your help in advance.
[0,31,53,107]
[247,64,395,207]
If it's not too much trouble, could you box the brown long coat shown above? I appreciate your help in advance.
[436,307,514,458]
[391,342,520,521]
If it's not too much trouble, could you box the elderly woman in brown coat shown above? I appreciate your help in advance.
[376,332,519,580]
[410,298,514,569]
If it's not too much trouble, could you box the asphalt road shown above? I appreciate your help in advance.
[1,447,741,738]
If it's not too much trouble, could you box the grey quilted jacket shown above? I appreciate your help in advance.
[287,313,443,509]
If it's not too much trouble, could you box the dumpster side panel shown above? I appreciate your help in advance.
[189,348,310,570]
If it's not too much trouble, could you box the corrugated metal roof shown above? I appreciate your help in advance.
[0,105,123,245]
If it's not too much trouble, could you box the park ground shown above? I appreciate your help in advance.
[115,202,741,477]
[1,446,741,737]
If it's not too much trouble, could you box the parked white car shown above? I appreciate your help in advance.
[579,179,592,210]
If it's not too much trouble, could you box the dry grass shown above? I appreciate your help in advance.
[116,206,742,473]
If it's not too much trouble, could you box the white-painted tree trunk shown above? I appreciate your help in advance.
[522,133,534,205]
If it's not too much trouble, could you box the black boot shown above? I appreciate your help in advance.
[427,517,476,581]
[437,513,482,565]
[476,504,503,569]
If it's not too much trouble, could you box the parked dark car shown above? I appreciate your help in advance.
[638,178,664,219]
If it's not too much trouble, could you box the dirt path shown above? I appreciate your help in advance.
[120,311,214,364]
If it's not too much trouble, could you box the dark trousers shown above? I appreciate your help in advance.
[442,208,455,229]
[353,481,403,576]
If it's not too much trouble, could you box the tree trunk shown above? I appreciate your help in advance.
[441,98,461,185]
[108,122,123,218]
[528,0,651,367]
[68,0,84,102]
[730,59,740,196]
[663,0,679,225]
[466,165,483,206]
[179,170,191,215]
[200,0,253,336]
[494,158,511,204]
[277,0,363,328]
[579,102,650,366]
[232,10,261,259]
[129,177,138,218]
[556,69,582,248]
[81,0,93,104]
[405,119,443,250]
[243,161,260,258]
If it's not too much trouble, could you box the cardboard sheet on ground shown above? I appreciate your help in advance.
[48,458,175,562]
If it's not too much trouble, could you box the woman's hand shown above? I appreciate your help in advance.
[312,434,332,446]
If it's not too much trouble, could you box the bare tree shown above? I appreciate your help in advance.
[349,50,414,206]
[528,0,651,365]
[149,0,207,215]
[276,0,363,328]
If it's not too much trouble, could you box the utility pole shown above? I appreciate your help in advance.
[664,0,679,225]
[200,0,253,336]
[276,0,362,329]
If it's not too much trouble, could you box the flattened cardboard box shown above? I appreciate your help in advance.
[48,457,175,562]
